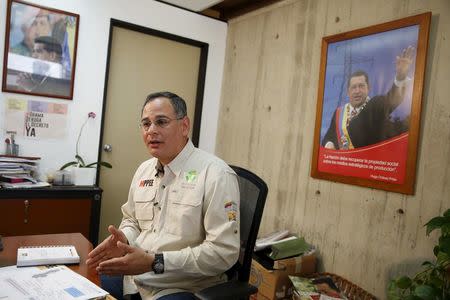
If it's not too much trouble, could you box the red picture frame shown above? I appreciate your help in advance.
[311,13,431,194]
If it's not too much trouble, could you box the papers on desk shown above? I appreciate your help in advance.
[0,265,108,300]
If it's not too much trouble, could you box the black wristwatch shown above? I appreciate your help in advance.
[152,253,164,274]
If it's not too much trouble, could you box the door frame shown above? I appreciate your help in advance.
[96,18,209,184]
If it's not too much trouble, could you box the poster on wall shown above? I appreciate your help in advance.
[1,0,79,100]
[5,99,68,139]
[311,13,431,195]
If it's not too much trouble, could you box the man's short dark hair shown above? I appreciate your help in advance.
[142,91,187,118]
[347,70,369,89]
[34,36,62,56]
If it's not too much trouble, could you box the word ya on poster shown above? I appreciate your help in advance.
[5,98,68,139]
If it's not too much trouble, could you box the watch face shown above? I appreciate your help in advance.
[153,254,164,274]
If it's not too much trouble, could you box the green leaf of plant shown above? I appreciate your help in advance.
[414,285,436,300]
[425,217,446,236]
[438,236,450,253]
[60,161,78,170]
[85,161,112,168]
[387,294,401,300]
[421,261,433,267]
[98,161,112,168]
[429,275,443,289]
[433,245,440,257]
[75,155,86,167]
[441,223,450,236]
[443,208,450,218]
[391,209,450,300]
[436,250,450,264]
[396,276,413,289]
[404,295,422,300]
[387,293,402,300]
[387,280,402,300]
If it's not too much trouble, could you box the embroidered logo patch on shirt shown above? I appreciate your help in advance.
[224,200,237,222]
[184,170,197,183]
[139,179,154,187]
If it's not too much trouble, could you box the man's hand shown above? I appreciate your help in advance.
[86,225,128,268]
[396,46,415,81]
[324,141,336,150]
[96,242,154,276]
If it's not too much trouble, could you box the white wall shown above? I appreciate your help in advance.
[0,0,227,176]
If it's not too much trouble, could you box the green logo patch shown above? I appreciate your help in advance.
[185,170,197,183]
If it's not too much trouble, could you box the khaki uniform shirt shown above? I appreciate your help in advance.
[120,140,240,299]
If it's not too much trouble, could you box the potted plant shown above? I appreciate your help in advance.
[388,209,450,300]
[60,112,112,185]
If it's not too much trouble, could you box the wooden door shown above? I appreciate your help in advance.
[97,20,208,241]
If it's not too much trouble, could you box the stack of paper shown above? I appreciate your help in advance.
[0,265,108,300]
[254,229,291,251]
[0,156,47,188]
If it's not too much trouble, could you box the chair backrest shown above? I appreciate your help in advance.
[230,165,268,282]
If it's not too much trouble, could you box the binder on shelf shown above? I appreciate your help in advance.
[0,174,37,183]
[268,236,311,260]
[17,245,80,267]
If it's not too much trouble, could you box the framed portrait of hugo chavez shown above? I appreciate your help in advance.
[311,13,431,195]
[2,0,79,100]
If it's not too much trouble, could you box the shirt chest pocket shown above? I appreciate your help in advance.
[134,188,156,230]
[165,189,203,236]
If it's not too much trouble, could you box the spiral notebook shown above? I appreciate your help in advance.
[17,245,80,267]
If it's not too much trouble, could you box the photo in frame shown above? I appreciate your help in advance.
[2,0,79,100]
[311,13,431,195]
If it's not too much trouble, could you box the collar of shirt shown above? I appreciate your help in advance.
[350,96,370,115]
[155,160,164,177]
[164,139,195,177]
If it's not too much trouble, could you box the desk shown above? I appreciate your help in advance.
[0,186,102,245]
[0,232,100,286]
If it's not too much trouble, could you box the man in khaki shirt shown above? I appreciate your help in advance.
[87,92,240,300]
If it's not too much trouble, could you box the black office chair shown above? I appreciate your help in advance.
[195,165,268,300]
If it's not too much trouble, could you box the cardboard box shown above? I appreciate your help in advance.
[249,253,316,300]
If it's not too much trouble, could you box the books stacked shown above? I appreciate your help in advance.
[250,232,317,300]
[0,156,48,188]
[254,229,291,251]
[254,230,315,270]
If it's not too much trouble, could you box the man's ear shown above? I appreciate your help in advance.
[182,116,190,137]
